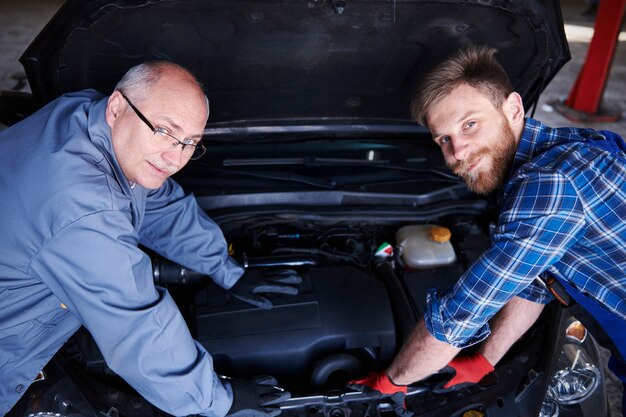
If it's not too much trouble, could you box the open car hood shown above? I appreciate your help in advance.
[21,0,569,126]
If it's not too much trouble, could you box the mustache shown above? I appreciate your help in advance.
[147,160,178,174]
[448,148,489,175]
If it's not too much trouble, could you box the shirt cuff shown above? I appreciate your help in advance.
[515,277,553,304]
[200,374,233,417]
[424,288,491,348]
[213,257,245,289]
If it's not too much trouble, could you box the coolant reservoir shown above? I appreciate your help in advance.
[396,225,456,268]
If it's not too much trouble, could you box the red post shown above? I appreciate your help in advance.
[559,0,626,122]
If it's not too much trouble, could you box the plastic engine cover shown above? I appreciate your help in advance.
[192,265,396,384]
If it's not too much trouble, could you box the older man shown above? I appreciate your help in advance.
[351,46,626,412]
[0,61,290,416]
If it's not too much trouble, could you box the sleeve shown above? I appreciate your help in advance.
[28,210,233,417]
[424,171,586,348]
[140,178,244,289]
[515,276,555,303]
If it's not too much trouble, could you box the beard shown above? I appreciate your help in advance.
[448,116,518,195]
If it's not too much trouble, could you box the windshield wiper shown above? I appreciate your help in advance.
[222,156,459,181]
[214,168,337,189]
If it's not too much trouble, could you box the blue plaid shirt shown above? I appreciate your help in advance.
[425,118,626,348]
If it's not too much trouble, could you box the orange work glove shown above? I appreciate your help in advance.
[347,371,407,394]
[443,352,494,390]
[348,371,412,417]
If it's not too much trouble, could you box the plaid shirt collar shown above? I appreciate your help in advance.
[511,117,559,174]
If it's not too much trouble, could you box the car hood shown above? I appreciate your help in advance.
[21,0,569,126]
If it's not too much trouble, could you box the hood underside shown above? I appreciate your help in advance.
[21,0,569,125]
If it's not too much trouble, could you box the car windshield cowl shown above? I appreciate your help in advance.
[201,120,428,142]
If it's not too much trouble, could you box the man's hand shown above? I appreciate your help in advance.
[230,269,302,309]
[347,371,407,395]
[348,372,411,417]
[437,352,494,391]
[225,375,291,417]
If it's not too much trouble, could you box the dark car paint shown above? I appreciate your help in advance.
[20,0,569,126]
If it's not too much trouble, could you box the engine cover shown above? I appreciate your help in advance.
[192,265,396,385]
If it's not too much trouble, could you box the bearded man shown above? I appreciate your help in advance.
[349,45,626,413]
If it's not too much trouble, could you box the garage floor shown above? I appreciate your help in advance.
[0,0,624,416]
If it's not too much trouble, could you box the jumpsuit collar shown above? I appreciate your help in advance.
[87,94,147,225]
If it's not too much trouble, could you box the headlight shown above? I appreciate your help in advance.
[548,364,600,404]
[539,320,602,417]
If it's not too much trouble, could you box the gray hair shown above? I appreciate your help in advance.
[114,61,210,114]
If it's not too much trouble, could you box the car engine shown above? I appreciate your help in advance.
[154,216,491,390]
[68,215,492,392]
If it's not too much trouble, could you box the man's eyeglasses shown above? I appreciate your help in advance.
[121,93,206,160]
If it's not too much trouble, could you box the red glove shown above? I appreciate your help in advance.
[443,352,494,389]
[348,371,407,394]
[348,372,412,417]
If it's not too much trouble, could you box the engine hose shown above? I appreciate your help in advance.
[152,258,207,285]
[374,260,418,345]
[271,247,361,265]
[310,353,364,387]
[154,255,320,285]
[242,254,320,268]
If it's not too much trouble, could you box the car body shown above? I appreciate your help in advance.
[0,1,611,417]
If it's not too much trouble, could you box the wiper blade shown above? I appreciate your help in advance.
[214,168,337,189]
[223,156,459,182]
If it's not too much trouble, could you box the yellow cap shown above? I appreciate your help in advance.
[462,411,484,417]
[430,226,451,243]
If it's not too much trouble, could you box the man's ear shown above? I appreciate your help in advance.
[105,91,123,128]
[503,92,525,127]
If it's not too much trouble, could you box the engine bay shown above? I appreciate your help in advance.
[54,213,557,416]
[162,215,494,390]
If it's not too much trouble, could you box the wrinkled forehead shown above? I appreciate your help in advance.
[141,76,208,124]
